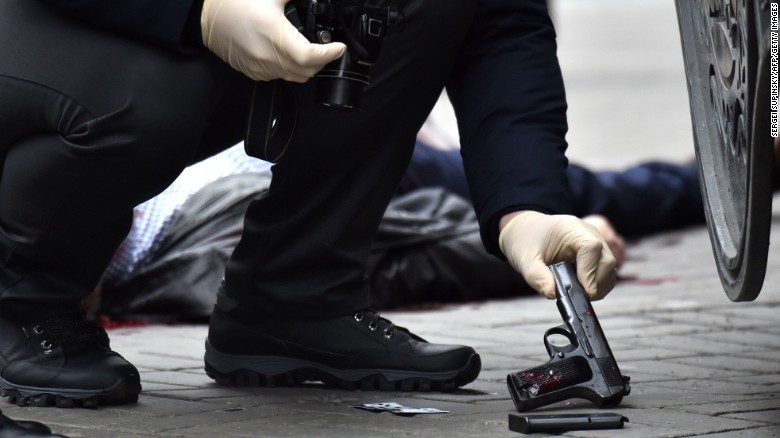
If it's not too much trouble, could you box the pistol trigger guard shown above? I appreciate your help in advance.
[543,326,577,357]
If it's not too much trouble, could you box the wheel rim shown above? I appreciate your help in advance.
[676,0,772,301]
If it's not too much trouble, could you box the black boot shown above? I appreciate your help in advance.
[205,290,481,391]
[0,409,67,437]
[0,310,141,408]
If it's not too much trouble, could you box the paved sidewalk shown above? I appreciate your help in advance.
[6,208,780,437]
[5,1,780,436]
[2,204,780,437]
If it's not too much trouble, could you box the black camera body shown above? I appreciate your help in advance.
[246,1,402,162]
[285,0,403,110]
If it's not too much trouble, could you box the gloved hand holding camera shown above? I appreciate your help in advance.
[201,0,347,82]
[284,0,403,109]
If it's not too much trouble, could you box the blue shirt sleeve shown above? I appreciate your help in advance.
[447,0,572,257]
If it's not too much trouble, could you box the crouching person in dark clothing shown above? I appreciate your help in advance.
[0,0,616,408]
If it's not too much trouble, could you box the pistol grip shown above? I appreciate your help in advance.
[506,356,592,412]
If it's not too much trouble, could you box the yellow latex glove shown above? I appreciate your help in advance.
[498,211,617,300]
[201,0,347,82]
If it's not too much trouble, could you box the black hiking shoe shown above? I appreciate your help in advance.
[0,310,141,408]
[0,409,67,437]
[204,301,481,391]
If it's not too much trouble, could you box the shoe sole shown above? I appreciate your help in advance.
[204,339,481,391]
[0,376,141,409]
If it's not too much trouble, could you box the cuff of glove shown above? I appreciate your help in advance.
[497,210,545,255]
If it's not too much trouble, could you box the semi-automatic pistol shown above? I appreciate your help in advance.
[506,261,631,412]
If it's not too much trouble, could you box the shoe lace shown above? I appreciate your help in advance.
[27,310,109,352]
[354,310,397,339]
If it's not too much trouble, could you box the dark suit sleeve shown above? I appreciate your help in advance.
[446,0,571,257]
[37,0,204,51]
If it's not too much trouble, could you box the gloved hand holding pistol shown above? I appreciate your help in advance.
[499,211,617,301]
[201,0,347,82]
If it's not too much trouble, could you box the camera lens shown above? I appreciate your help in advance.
[315,52,370,110]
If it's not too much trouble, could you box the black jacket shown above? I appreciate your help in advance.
[37,0,204,49]
[447,1,571,254]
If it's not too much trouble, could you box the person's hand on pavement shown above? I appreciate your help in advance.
[201,0,346,82]
[499,211,617,300]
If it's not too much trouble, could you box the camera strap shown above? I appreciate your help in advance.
[244,80,297,163]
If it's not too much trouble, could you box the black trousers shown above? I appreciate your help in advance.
[0,0,477,318]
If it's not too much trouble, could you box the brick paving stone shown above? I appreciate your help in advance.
[650,379,780,397]
[690,330,780,350]
[622,359,753,381]
[725,374,780,385]
[610,408,761,434]
[624,333,770,356]
[723,410,780,426]
[595,322,710,340]
[680,397,780,416]
[141,382,197,392]
[624,384,764,409]
[121,352,204,371]
[603,345,694,362]
[670,355,780,375]
[142,370,216,387]
[690,427,780,438]
[647,310,779,329]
